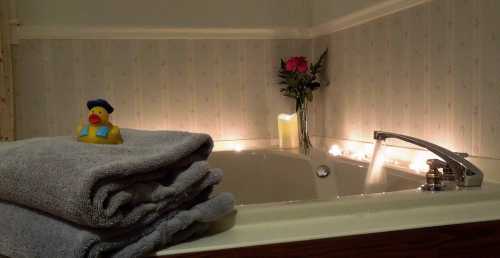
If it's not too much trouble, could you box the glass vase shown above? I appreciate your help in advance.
[296,99,312,155]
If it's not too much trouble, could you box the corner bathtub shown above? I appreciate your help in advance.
[156,148,500,256]
[210,149,423,204]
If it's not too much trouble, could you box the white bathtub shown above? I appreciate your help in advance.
[156,147,500,256]
[209,149,423,204]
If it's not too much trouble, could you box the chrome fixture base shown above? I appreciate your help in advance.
[373,131,483,188]
[420,159,445,191]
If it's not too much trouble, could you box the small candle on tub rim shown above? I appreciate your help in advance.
[277,113,299,149]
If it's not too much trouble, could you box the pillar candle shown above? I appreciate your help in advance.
[277,113,299,149]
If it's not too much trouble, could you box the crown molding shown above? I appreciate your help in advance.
[15,0,430,40]
[17,26,310,40]
[310,0,431,37]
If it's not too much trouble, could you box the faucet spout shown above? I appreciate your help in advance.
[373,131,483,187]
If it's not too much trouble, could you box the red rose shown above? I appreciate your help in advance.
[285,56,308,73]
[285,58,298,72]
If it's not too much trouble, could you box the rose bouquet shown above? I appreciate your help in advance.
[278,49,328,111]
[278,49,328,153]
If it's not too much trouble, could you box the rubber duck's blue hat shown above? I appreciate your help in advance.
[87,99,114,114]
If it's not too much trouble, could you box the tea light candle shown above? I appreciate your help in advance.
[277,113,299,149]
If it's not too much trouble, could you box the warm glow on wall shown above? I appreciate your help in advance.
[408,152,438,174]
[352,149,368,161]
[231,143,244,152]
[213,141,246,152]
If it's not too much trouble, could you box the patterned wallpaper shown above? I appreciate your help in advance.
[13,39,322,141]
[12,0,500,157]
[314,0,500,159]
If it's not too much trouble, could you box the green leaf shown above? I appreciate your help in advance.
[308,82,321,90]
[280,59,286,70]
[311,49,328,75]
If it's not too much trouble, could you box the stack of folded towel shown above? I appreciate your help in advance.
[0,129,235,258]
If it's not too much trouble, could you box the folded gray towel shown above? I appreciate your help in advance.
[0,129,215,228]
[0,192,235,258]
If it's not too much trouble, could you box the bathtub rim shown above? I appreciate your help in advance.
[155,180,500,256]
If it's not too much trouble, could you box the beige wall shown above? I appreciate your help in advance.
[311,0,387,25]
[17,0,311,29]
[314,0,500,158]
[14,39,321,140]
[13,0,500,157]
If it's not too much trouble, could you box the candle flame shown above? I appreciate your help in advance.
[230,143,244,152]
[328,145,342,156]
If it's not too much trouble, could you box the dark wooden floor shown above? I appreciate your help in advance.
[161,220,500,258]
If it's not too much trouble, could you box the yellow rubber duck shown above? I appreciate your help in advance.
[77,99,123,144]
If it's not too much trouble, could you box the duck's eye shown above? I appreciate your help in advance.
[98,111,102,114]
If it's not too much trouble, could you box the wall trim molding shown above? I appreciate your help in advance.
[310,0,431,37]
[15,0,430,40]
[17,26,310,40]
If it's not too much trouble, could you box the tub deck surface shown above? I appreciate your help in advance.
[160,220,500,258]
[155,182,500,257]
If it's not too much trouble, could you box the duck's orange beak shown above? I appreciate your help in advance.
[89,114,102,125]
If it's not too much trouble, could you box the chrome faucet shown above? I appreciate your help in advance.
[373,131,483,188]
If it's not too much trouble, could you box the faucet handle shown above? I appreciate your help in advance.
[421,159,444,191]
[426,159,456,188]
[426,159,447,170]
